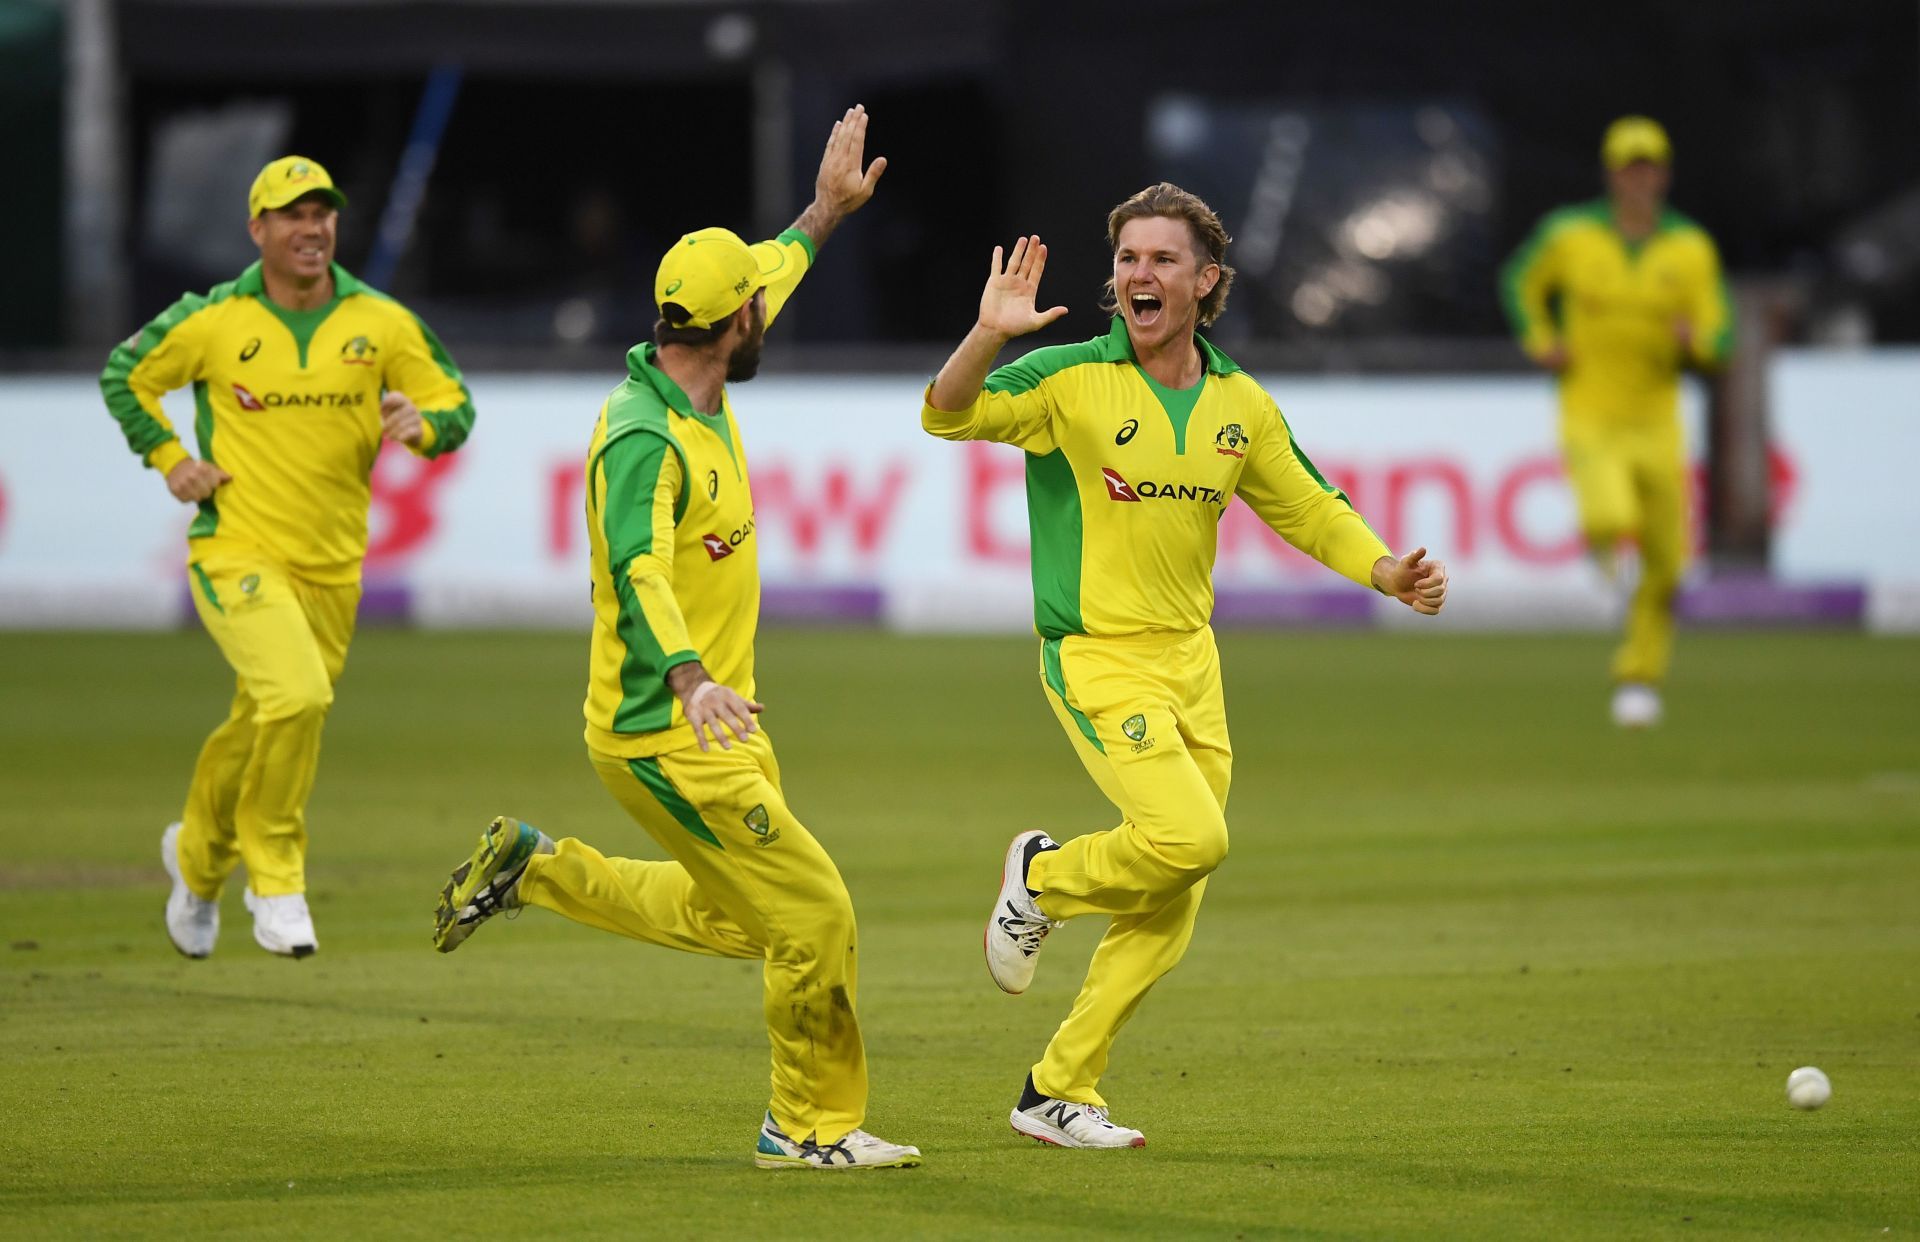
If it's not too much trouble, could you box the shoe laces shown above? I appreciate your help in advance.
[997,901,1060,956]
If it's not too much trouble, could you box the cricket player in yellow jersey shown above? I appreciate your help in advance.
[430,107,918,1172]
[101,156,473,960]
[1501,116,1732,728]
[924,184,1449,1149]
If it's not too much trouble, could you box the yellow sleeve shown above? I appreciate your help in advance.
[753,229,817,330]
[1235,397,1390,590]
[1499,212,1567,361]
[920,347,1069,452]
[380,302,475,458]
[1684,231,1734,370]
[99,292,214,477]
[599,434,697,672]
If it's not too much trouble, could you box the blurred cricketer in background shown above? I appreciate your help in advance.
[1501,116,1732,728]
[923,185,1448,1149]
[100,156,475,960]
[430,108,921,1172]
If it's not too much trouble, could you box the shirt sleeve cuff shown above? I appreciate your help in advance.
[146,440,190,476]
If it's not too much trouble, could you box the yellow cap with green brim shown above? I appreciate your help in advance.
[248,156,347,217]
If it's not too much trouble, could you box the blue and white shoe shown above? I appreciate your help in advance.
[1009,1074,1145,1149]
[432,816,554,953]
[754,1112,922,1171]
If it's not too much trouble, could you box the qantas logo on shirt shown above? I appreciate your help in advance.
[1101,468,1226,508]
[231,383,366,411]
[701,515,756,560]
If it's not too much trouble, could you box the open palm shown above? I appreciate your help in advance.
[979,235,1069,339]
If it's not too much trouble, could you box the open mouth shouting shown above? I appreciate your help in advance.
[1128,291,1165,327]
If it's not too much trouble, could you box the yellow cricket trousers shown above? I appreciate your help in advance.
[179,552,359,900]
[1561,415,1690,684]
[515,732,869,1144]
[1026,627,1231,1108]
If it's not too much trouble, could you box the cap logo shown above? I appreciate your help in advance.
[733,277,752,295]
[665,279,683,295]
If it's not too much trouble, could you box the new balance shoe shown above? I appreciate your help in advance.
[985,830,1062,994]
[243,889,317,958]
[754,1112,922,1171]
[433,816,554,953]
[1009,1074,1146,1149]
[160,821,218,959]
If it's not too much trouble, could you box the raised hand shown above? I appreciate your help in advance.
[979,236,1070,340]
[814,104,887,219]
[1372,546,1448,615]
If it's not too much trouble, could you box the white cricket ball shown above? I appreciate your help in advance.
[1786,1066,1831,1110]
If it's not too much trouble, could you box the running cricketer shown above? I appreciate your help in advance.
[430,107,919,1172]
[101,156,474,960]
[1501,116,1732,728]
[923,184,1448,1148]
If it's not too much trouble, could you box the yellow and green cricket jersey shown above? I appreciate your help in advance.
[1501,200,1732,426]
[100,262,473,584]
[582,229,815,757]
[922,317,1390,639]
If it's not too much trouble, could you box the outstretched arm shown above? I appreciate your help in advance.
[928,236,1070,412]
[789,104,887,253]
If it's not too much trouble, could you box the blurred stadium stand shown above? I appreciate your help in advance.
[4,0,1914,371]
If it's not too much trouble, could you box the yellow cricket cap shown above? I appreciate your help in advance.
[654,227,776,330]
[248,156,347,217]
[1601,117,1672,170]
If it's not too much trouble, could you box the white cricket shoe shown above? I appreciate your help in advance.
[161,821,218,959]
[1009,1076,1146,1149]
[754,1112,922,1171]
[243,889,317,958]
[1611,682,1663,729]
[985,831,1062,995]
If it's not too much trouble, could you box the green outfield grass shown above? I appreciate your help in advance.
[2,628,1916,1239]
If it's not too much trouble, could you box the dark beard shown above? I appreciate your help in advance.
[725,331,763,383]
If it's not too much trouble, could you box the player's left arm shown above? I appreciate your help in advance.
[1677,231,1734,371]
[379,306,475,458]
[754,103,888,329]
[1236,396,1447,614]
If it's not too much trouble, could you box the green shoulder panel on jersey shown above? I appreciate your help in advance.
[350,266,477,455]
[986,335,1123,395]
[1499,200,1609,340]
[99,279,240,460]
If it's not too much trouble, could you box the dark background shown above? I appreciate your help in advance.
[10,0,1919,361]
